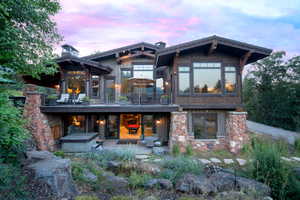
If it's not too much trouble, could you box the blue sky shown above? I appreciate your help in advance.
[55,0,300,57]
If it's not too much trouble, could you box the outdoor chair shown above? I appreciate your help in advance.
[74,93,86,104]
[56,93,69,103]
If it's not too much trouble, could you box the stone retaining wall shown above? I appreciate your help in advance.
[169,111,248,154]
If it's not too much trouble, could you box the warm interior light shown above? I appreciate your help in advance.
[54,84,60,89]
[97,120,105,126]
[165,82,169,86]
[72,116,80,126]
[156,120,161,125]
[75,88,81,94]
[67,88,73,94]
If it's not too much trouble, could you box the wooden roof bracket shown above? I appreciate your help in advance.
[239,50,253,72]
[207,39,218,55]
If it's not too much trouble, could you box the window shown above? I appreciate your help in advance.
[105,78,115,103]
[156,78,164,97]
[64,115,86,135]
[133,65,153,80]
[66,71,86,94]
[121,69,132,96]
[91,75,100,97]
[178,66,190,95]
[192,113,217,139]
[224,66,237,93]
[193,62,221,94]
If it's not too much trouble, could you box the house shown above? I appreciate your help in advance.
[23,35,272,153]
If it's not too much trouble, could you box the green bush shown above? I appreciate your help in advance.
[247,140,290,199]
[53,150,65,158]
[128,172,152,189]
[185,144,194,156]
[75,195,99,200]
[0,163,28,200]
[0,91,28,164]
[171,144,181,156]
[71,162,86,182]
[159,156,203,183]
[294,138,300,155]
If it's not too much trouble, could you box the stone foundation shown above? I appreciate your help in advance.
[23,85,55,151]
[169,111,248,154]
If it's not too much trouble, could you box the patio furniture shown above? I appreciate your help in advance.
[74,93,86,104]
[56,93,69,103]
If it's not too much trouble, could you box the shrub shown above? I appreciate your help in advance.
[75,195,99,200]
[128,172,152,189]
[247,140,291,199]
[294,138,300,155]
[185,144,194,156]
[0,163,28,200]
[53,150,65,158]
[159,156,203,183]
[110,196,134,200]
[71,162,86,182]
[171,144,181,156]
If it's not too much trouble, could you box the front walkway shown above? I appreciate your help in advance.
[247,120,300,144]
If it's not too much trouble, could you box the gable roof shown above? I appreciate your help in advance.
[82,42,159,61]
[156,35,272,67]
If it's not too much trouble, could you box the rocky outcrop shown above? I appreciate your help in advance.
[175,172,270,196]
[145,178,173,190]
[26,150,78,199]
[100,173,129,194]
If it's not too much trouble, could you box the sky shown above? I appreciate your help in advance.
[54,0,300,57]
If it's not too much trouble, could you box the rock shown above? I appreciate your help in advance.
[210,158,222,163]
[236,176,271,196]
[101,173,129,193]
[204,164,222,177]
[208,172,237,192]
[215,191,254,200]
[28,156,78,198]
[137,162,161,174]
[224,159,234,164]
[291,157,300,162]
[153,158,162,162]
[236,158,247,166]
[136,154,149,160]
[281,156,292,162]
[144,196,158,200]
[26,150,57,162]
[175,173,216,194]
[154,141,162,147]
[145,178,173,190]
[152,147,166,155]
[107,160,121,170]
[263,197,273,200]
[199,159,211,164]
[83,169,97,182]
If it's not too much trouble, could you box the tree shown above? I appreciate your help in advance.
[0,0,62,78]
[0,0,62,164]
[243,51,300,131]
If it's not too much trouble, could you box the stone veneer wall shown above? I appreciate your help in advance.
[169,111,248,154]
[23,85,55,151]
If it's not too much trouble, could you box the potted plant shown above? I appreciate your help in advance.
[47,94,58,106]
[160,95,169,105]
[118,96,129,104]
[82,96,90,105]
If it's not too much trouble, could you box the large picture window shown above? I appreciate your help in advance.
[121,69,132,96]
[193,62,221,94]
[66,71,86,94]
[224,66,237,93]
[133,65,153,80]
[192,113,217,139]
[178,66,190,95]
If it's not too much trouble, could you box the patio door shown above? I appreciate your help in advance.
[105,115,119,139]
[119,114,142,140]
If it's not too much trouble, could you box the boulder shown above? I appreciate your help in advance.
[144,196,158,200]
[107,161,121,170]
[28,156,78,198]
[101,173,129,193]
[26,150,57,162]
[145,178,173,190]
[83,169,97,182]
[215,191,255,200]
[137,162,161,175]
[236,176,271,196]
[152,147,166,155]
[175,174,216,194]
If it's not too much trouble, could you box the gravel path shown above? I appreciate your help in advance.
[247,120,300,144]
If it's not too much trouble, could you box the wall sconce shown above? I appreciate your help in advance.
[97,120,106,126]
[165,82,169,86]
[156,120,161,125]
[54,84,60,90]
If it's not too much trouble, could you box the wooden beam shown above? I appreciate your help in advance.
[239,50,253,71]
[117,51,155,63]
[207,40,218,55]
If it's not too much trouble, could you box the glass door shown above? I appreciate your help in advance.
[105,115,119,139]
[119,114,142,140]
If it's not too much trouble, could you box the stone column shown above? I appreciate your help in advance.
[23,84,55,151]
[226,111,249,154]
[169,111,188,152]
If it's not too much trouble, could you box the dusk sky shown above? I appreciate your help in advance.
[54,0,300,57]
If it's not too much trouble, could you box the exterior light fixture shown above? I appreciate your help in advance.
[156,120,161,125]
[97,120,106,126]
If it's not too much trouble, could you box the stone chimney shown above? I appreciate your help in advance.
[155,41,166,49]
[61,44,79,57]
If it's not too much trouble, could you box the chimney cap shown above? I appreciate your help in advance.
[155,41,166,49]
[61,44,79,57]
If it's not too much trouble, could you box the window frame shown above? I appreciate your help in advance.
[224,65,238,95]
[91,75,101,98]
[177,65,191,96]
[191,112,218,140]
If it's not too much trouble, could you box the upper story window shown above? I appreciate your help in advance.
[193,62,221,94]
[178,66,190,95]
[224,66,237,93]
[66,71,86,94]
[91,75,100,97]
[121,69,132,96]
[133,65,153,80]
